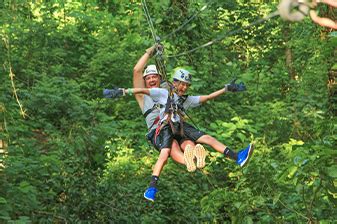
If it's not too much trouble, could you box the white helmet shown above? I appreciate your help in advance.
[173,68,192,84]
[143,65,160,77]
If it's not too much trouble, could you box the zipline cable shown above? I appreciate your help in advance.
[141,0,157,42]
[167,10,280,58]
[141,0,170,85]
[161,0,217,41]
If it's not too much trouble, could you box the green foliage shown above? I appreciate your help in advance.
[0,1,335,223]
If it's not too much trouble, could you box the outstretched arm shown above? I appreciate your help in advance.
[199,88,226,104]
[198,80,246,103]
[125,88,150,96]
[103,87,150,98]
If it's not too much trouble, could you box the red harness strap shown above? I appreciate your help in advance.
[149,116,161,144]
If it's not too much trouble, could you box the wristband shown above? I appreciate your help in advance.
[127,88,134,96]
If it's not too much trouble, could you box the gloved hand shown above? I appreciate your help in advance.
[145,43,164,57]
[225,79,246,92]
[103,88,125,98]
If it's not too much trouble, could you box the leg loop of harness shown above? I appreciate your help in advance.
[154,121,167,144]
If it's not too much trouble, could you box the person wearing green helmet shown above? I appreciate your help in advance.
[169,68,253,169]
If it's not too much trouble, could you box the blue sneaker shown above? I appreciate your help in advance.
[236,144,254,167]
[144,187,158,202]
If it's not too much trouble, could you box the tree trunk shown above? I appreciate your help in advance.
[284,26,296,80]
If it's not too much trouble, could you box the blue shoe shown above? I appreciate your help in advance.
[144,187,157,202]
[236,144,254,167]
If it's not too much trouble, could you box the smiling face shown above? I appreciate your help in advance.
[144,74,161,88]
[173,81,190,96]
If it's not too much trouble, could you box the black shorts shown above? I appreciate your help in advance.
[146,122,205,151]
[146,123,187,151]
[182,122,205,142]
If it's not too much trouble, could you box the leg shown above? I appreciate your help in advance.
[152,148,170,176]
[180,139,195,151]
[183,122,254,167]
[197,134,238,160]
[196,134,226,154]
[170,140,185,165]
[182,122,237,161]
[144,125,173,202]
[197,134,254,167]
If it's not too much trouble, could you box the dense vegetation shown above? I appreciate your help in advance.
[0,1,336,223]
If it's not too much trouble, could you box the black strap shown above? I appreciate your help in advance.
[143,104,164,118]
[163,91,173,114]
[177,95,188,111]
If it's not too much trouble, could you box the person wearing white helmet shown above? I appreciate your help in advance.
[131,45,200,202]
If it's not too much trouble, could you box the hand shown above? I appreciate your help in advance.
[103,88,125,98]
[225,79,246,92]
[145,43,164,57]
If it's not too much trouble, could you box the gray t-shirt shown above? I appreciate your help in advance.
[142,95,161,131]
[142,82,170,131]
[149,88,200,123]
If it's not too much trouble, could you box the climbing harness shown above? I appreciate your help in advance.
[143,103,164,119]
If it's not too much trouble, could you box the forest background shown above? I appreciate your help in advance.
[0,0,336,223]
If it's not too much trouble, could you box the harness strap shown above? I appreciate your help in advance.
[177,110,185,137]
[143,104,164,118]
[148,116,160,131]
[154,121,167,144]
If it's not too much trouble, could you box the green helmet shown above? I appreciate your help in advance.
[173,68,192,84]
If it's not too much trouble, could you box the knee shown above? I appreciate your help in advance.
[158,149,170,163]
[181,140,195,151]
[201,135,215,143]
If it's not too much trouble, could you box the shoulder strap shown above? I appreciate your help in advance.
[177,95,188,111]
[143,104,164,118]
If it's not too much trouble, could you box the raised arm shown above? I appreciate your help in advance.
[133,46,155,88]
[133,45,156,109]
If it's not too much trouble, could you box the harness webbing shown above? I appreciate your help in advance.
[143,104,164,118]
